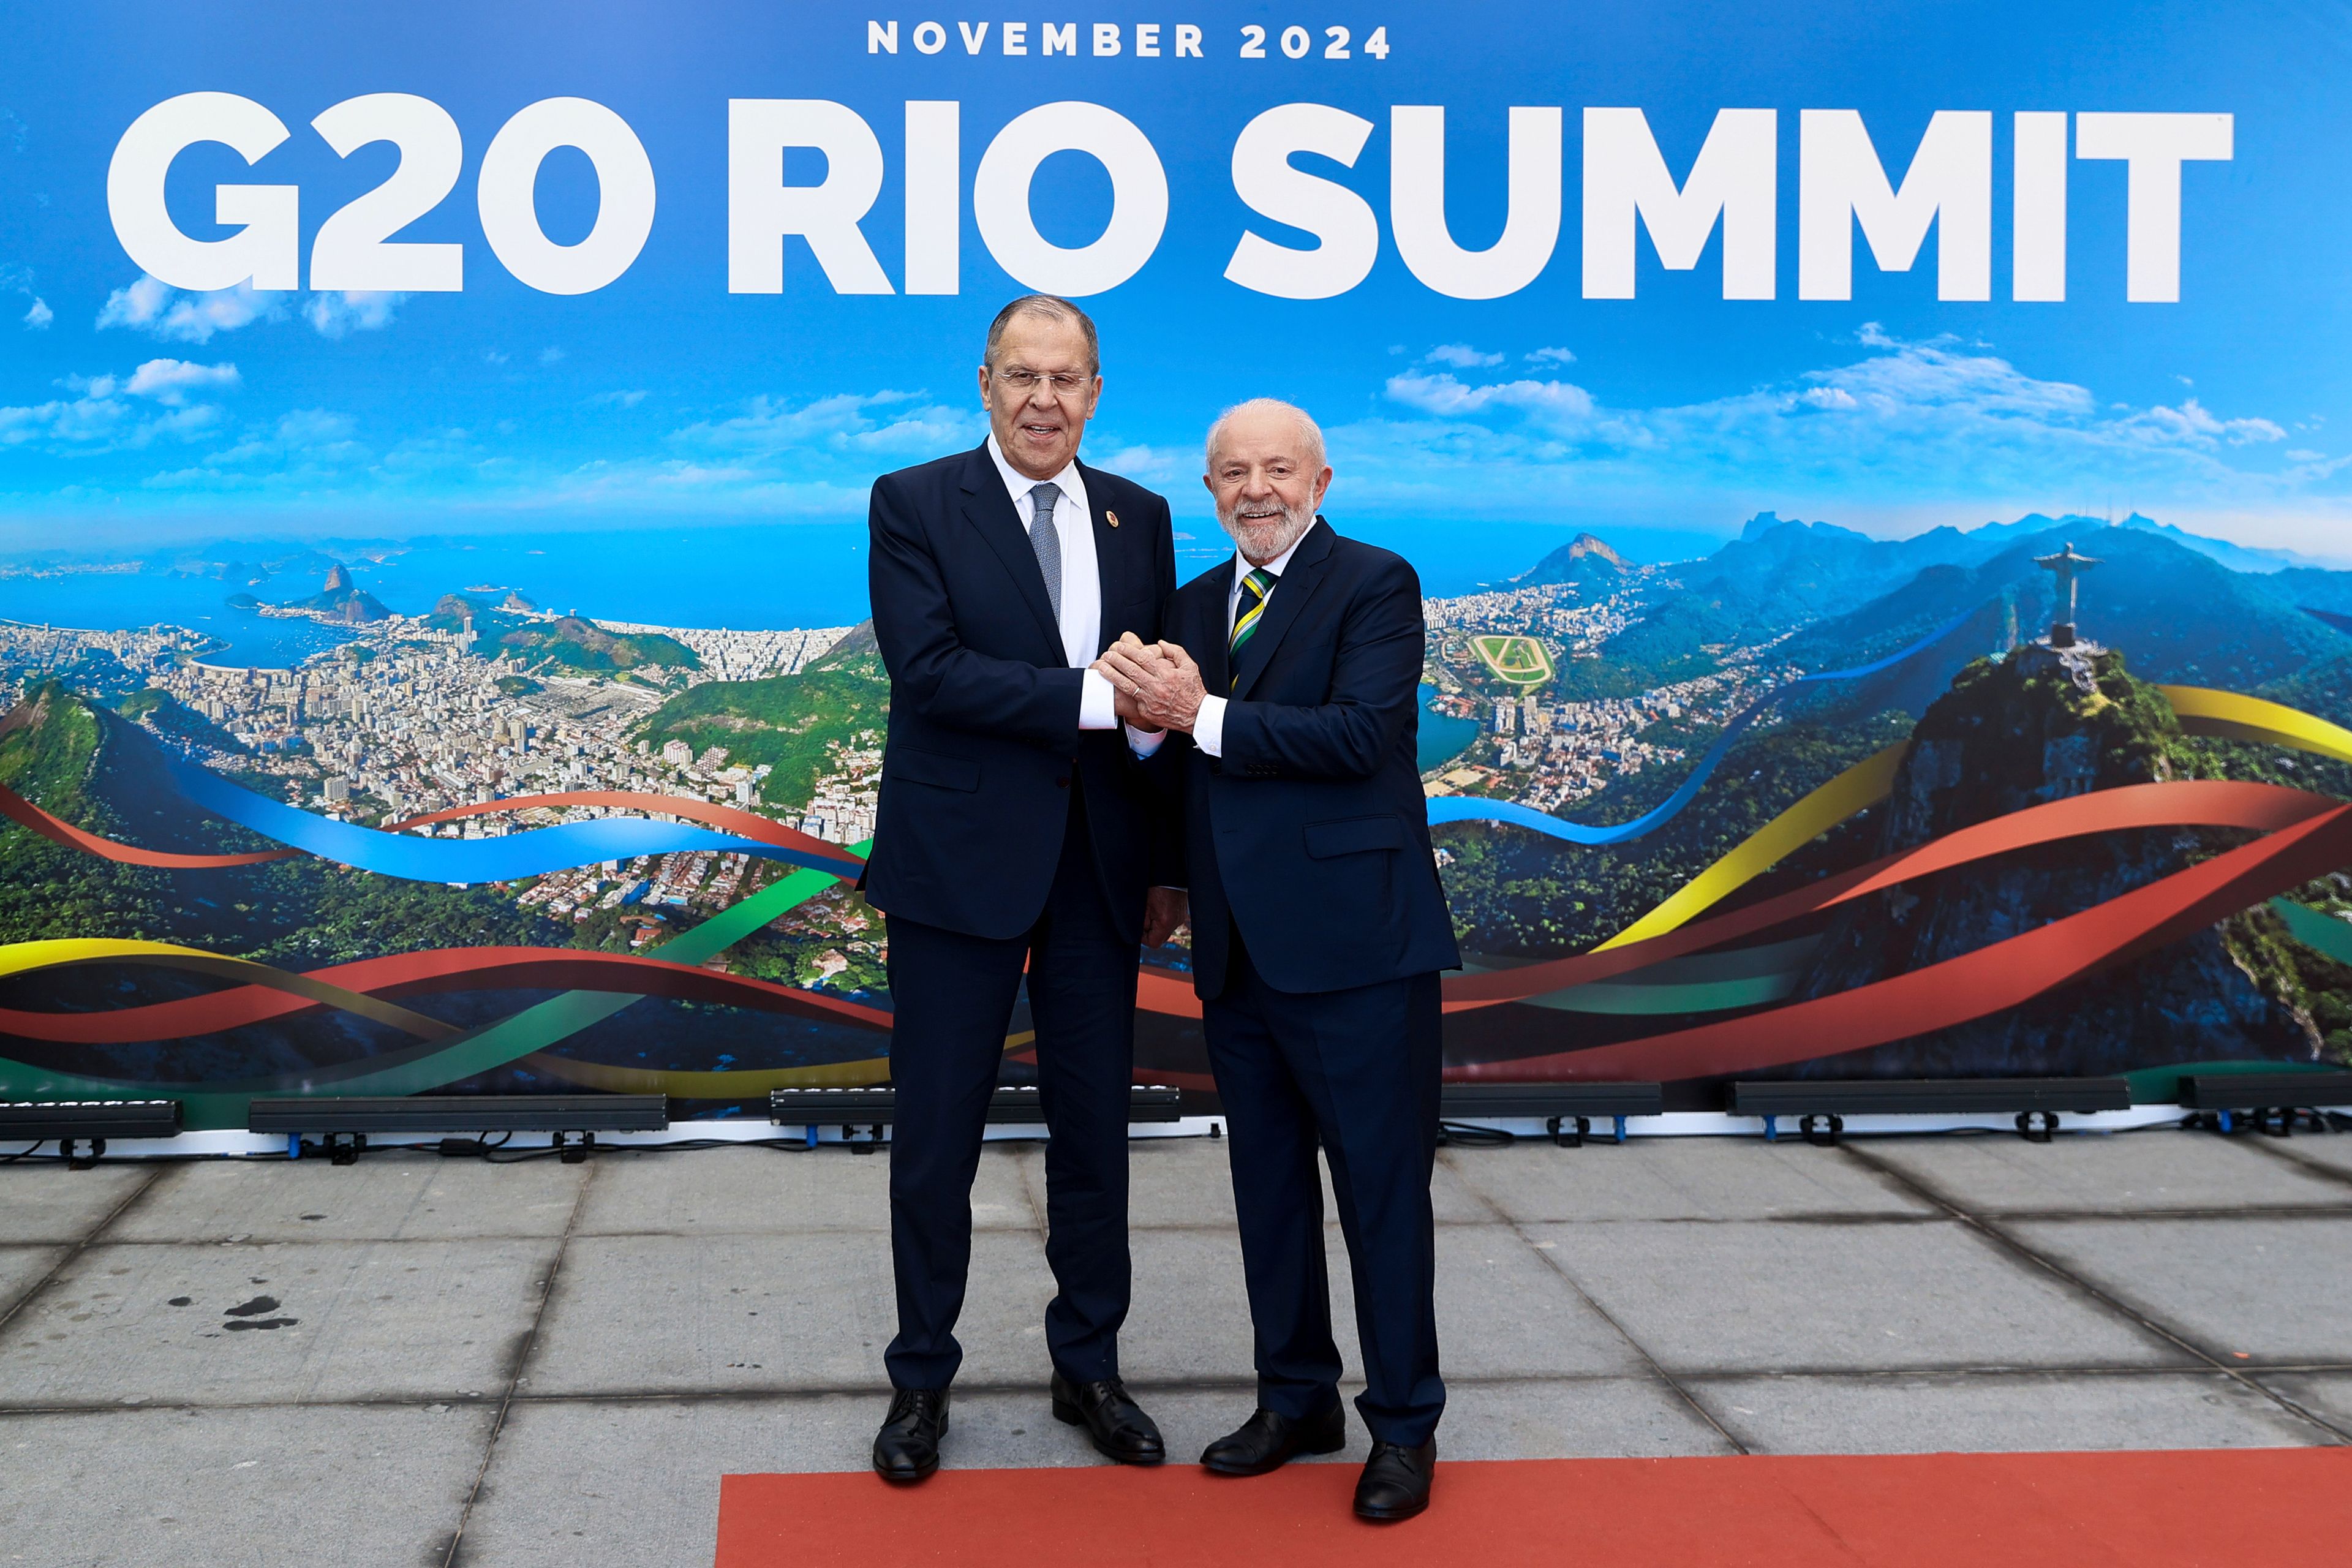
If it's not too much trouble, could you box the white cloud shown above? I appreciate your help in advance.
[1424,343,1504,369]
[1332,326,2337,530]
[1526,346,1576,366]
[21,296,50,330]
[274,408,356,445]
[0,371,227,452]
[96,275,283,344]
[484,349,510,366]
[124,358,241,407]
[2114,398,2285,449]
[1092,442,1191,483]
[538,346,566,366]
[587,389,649,409]
[0,357,241,451]
[672,390,984,462]
[303,291,407,339]
[1385,369,1597,426]
[145,407,364,489]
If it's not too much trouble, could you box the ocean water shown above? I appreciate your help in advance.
[1,514,1670,671]
[0,573,357,668]
[344,525,875,628]
[0,522,878,667]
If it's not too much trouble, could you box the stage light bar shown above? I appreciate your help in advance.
[768,1085,1185,1145]
[247,1094,668,1164]
[2179,1071,2352,1134]
[1728,1077,2133,1144]
[1438,1082,1664,1146]
[0,1099,183,1167]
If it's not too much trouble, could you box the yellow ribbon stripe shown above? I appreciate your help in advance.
[1594,742,1911,951]
[1590,686,2352,957]
[0,937,456,1039]
[2160,685,2352,768]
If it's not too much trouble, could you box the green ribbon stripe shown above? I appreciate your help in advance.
[0,849,865,1130]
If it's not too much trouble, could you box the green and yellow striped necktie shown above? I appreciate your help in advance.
[1228,567,1277,688]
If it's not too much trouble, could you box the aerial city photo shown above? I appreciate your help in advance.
[6,0,2352,1115]
[12,482,2352,1106]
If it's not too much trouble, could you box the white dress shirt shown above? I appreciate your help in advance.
[984,435,1161,755]
[1191,530,1308,758]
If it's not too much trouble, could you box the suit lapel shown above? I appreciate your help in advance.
[1077,459,1124,656]
[958,443,1064,660]
[1229,519,1335,700]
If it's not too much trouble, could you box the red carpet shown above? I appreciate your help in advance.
[716,1447,2352,1566]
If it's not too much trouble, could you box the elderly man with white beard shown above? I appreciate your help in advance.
[1095,398,1461,1523]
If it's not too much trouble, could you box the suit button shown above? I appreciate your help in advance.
[1055,776,1070,788]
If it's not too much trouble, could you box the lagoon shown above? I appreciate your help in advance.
[1417,683,1479,774]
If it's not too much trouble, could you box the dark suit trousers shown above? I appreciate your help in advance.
[1203,929,1446,1447]
[881,779,1138,1391]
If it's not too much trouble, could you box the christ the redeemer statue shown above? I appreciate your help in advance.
[2035,542,2100,648]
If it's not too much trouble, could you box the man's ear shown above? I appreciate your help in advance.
[1313,466,1334,507]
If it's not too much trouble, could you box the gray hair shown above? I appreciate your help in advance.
[983,293,1099,374]
[1205,398,1327,473]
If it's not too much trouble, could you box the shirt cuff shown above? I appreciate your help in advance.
[1078,666,1118,730]
[1126,724,1167,756]
[1193,694,1229,758]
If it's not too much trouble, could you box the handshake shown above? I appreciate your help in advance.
[1094,631,1208,735]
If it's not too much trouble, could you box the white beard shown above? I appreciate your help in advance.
[1216,494,1315,565]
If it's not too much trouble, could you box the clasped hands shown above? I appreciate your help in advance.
[1094,631,1207,734]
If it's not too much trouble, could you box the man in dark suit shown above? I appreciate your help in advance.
[862,295,1185,1482]
[1096,398,1461,1522]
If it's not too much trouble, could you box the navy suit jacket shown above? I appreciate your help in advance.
[862,443,1176,942]
[1162,519,1461,998]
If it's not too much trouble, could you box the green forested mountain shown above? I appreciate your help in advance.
[634,633,887,810]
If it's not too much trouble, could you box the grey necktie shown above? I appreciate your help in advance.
[1028,481,1064,624]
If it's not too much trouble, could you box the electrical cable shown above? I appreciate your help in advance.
[1436,1121,1515,1148]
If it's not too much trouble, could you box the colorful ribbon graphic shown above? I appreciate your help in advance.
[0,941,892,1046]
[162,754,866,882]
[0,769,867,883]
[13,676,2352,1120]
[1455,802,2352,1082]
[1439,778,2343,1010]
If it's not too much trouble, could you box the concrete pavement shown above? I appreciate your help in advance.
[1,1124,2346,1566]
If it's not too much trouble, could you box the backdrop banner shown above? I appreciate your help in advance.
[4,2,2351,1126]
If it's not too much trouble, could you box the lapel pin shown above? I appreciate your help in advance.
[1106,509,1120,529]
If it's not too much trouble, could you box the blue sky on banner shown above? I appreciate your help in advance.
[0,0,2347,554]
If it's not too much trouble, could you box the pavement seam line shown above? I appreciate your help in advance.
[13,1362,2352,1419]
[440,1156,599,1568]
[1433,1146,1752,1455]
[0,1163,167,1338]
[1840,1144,2352,1447]
[2230,1133,2352,1193]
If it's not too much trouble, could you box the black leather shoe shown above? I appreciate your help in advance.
[1353,1438,1436,1521]
[1200,1404,1348,1476]
[1049,1371,1166,1464]
[872,1387,950,1483]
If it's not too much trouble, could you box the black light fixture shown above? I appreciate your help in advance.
[0,1100,183,1167]
[247,1094,669,1164]
[1439,1082,1665,1147]
[2179,1071,2352,1136]
[1728,1077,2133,1145]
[769,1085,1185,1150]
